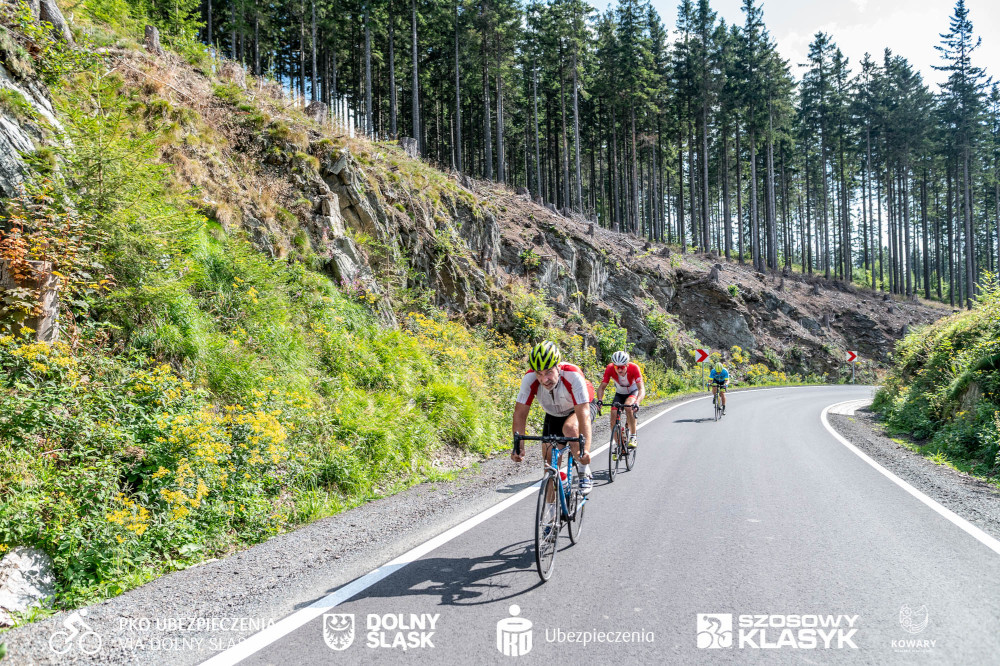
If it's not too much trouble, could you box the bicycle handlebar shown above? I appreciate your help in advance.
[512,433,584,457]
[595,401,639,412]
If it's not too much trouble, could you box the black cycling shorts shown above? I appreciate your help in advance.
[543,401,599,437]
[611,391,637,409]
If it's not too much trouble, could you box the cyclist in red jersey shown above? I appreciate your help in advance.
[595,350,645,449]
[511,341,597,495]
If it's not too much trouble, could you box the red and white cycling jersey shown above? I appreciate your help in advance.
[516,362,595,417]
[602,362,643,394]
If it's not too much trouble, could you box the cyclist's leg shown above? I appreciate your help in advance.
[560,412,592,494]
[624,393,638,435]
[542,414,567,501]
[720,386,727,407]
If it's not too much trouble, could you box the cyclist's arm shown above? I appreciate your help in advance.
[635,376,645,404]
[511,401,530,461]
[596,380,609,402]
[573,401,592,464]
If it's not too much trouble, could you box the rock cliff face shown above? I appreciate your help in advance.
[280,141,943,375]
[0,27,946,372]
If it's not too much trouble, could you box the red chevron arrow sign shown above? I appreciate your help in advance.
[847,351,858,363]
[695,349,709,363]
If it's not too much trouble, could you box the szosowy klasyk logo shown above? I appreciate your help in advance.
[696,614,733,648]
[697,613,858,649]
[497,605,533,656]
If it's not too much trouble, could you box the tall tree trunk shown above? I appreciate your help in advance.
[922,169,930,299]
[559,54,570,211]
[481,19,492,180]
[311,0,318,101]
[533,64,541,198]
[963,147,975,308]
[722,128,731,260]
[701,100,710,251]
[805,148,812,274]
[903,165,912,297]
[452,2,461,171]
[735,122,743,263]
[688,118,697,248]
[298,6,306,101]
[230,0,236,59]
[677,131,685,250]
[572,49,583,211]
[496,62,505,183]
[766,106,778,270]
[411,0,421,153]
[253,10,259,76]
[750,127,761,271]
[364,1,372,133]
[389,6,398,138]
[612,105,621,231]
[207,0,212,49]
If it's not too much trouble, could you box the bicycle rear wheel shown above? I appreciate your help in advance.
[608,424,622,482]
[535,473,559,582]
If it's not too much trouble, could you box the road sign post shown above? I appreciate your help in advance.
[847,351,858,384]
[695,348,708,385]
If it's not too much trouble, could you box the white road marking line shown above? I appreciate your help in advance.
[828,399,871,415]
[202,386,856,665]
[821,401,1000,557]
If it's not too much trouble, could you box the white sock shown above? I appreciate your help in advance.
[583,464,592,477]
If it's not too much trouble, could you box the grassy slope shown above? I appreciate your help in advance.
[873,279,1000,481]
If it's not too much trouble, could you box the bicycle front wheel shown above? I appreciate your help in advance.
[625,433,637,471]
[714,395,721,421]
[608,424,622,482]
[535,473,559,582]
[567,485,585,543]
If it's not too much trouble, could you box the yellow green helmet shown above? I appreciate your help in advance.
[714,362,724,373]
[529,341,561,372]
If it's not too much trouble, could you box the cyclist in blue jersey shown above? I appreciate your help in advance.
[709,362,729,414]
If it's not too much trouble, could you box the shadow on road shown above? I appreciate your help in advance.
[673,418,717,424]
[327,541,546,607]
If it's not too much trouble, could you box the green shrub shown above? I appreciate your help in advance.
[593,320,629,363]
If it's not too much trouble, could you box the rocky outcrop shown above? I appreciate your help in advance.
[0,547,56,627]
[0,62,59,201]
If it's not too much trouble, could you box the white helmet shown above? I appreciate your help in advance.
[611,350,629,365]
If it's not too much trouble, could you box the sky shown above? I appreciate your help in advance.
[587,0,999,92]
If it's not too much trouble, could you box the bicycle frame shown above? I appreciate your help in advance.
[514,433,585,517]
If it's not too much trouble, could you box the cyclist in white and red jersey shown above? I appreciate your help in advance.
[511,340,596,495]
[596,350,645,449]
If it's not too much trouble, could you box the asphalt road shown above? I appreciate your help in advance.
[201,385,1000,665]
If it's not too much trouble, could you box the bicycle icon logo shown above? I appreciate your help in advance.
[49,608,102,656]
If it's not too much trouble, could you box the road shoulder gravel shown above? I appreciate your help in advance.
[829,409,1000,543]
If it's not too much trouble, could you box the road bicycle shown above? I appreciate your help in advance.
[707,382,727,421]
[512,433,588,582]
[598,401,639,481]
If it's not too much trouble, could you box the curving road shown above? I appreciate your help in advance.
[202,385,1000,664]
